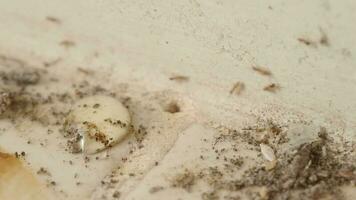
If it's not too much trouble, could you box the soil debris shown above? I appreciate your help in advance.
[0,61,42,86]
[60,40,76,48]
[171,169,196,192]
[43,58,62,68]
[230,82,245,95]
[37,167,51,176]
[0,91,39,117]
[241,130,354,199]
[319,29,329,46]
[263,83,280,93]
[77,67,94,75]
[134,125,147,144]
[8,70,41,85]
[210,124,355,200]
[0,91,12,115]
[46,16,61,24]
[169,75,189,82]
[112,191,121,198]
[202,191,219,200]
[149,186,164,193]
[252,66,272,76]
[0,54,26,68]
[297,38,317,47]
[298,29,330,47]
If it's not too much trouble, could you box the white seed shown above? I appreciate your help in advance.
[260,143,276,161]
[64,95,131,154]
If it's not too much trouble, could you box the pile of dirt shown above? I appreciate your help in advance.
[170,121,355,200]
[239,129,356,200]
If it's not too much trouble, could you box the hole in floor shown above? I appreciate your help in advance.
[164,101,180,114]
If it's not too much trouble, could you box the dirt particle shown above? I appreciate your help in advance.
[112,191,121,199]
[171,169,196,192]
[112,191,121,198]
[60,40,76,48]
[319,29,329,46]
[66,133,83,153]
[0,92,12,114]
[149,186,164,193]
[169,75,189,82]
[1,69,41,86]
[77,67,94,75]
[49,181,56,186]
[43,58,61,68]
[46,16,61,24]
[298,38,316,47]
[263,83,280,93]
[230,82,245,95]
[202,191,219,200]
[37,167,51,176]
[252,66,272,76]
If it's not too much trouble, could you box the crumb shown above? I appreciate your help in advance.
[263,83,280,93]
[229,81,245,95]
[252,66,272,76]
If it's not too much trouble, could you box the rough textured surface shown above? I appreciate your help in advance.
[0,0,355,200]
